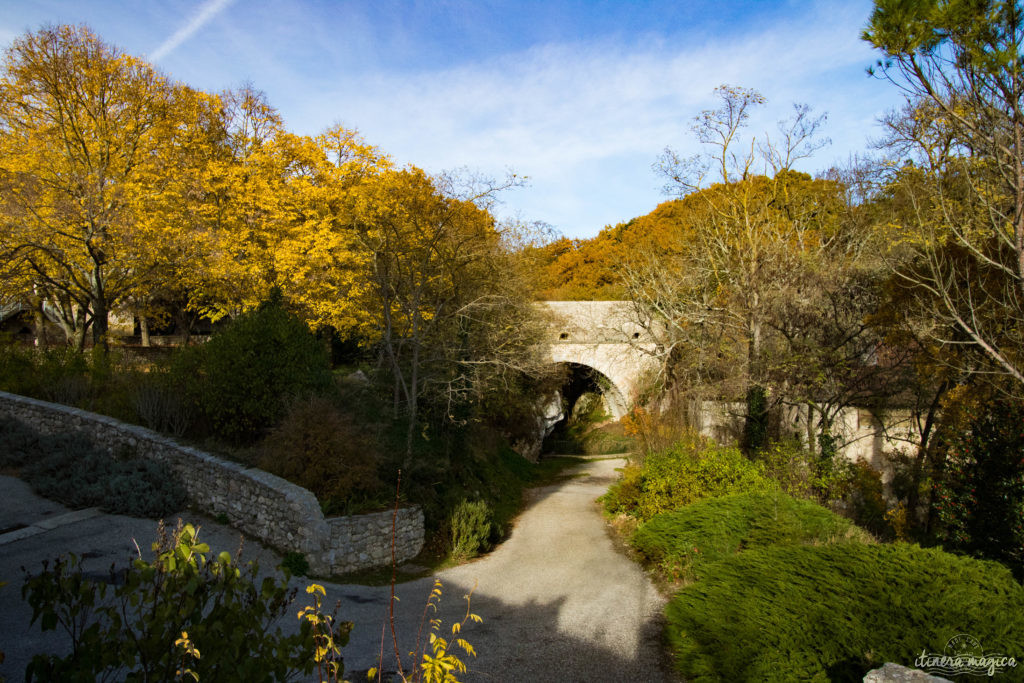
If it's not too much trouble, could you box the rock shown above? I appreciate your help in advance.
[863,663,951,682]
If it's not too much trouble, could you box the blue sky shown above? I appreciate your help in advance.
[0,1,904,239]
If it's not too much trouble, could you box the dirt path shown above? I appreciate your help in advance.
[332,457,671,681]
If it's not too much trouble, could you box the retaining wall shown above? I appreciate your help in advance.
[0,390,423,575]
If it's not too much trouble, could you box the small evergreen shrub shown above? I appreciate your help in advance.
[448,499,493,560]
[602,433,775,522]
[258,396,383,515]
[846,459,889,538]
[632,491,870,583]
[198,291,332,442]
[665,543,1024,682]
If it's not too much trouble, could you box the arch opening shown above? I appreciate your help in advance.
[541,362,630,455]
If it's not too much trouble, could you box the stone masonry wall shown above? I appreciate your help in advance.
[0,390,423,575]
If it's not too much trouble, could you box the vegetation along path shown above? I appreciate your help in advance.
[332,457,670,681]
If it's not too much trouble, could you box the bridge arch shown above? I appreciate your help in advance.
[549,360,629,422]
[540,301,661,420]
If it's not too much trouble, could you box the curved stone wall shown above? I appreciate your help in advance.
[0,390,423,575]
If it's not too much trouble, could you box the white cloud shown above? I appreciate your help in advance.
[150,0,234,63]
[280,2,900,236]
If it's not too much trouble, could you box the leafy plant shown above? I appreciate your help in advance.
[298,583,350,683]
[372,578,481,683]
[602,433,775,522]
[281,551,310,578]
[22,520,340,682]
[756,439,853,503]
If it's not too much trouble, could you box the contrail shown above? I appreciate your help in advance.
[150,0,235,63]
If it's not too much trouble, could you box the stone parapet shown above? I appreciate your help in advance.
[0,390,423,575]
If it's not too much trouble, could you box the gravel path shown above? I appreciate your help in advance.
[1,458,671,682]
[332,457,671,682]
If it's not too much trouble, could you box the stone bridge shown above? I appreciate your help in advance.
[540,301,661,419]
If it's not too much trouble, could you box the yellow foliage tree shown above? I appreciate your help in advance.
[0,25,194,349]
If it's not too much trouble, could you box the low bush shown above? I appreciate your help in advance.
[448,499,493,560]
[632,491,870,583]
[602,433,775,522]
[1,416,186,518]
[665,543,1024,682]
[258,396,383,515]
[0,339,37,396]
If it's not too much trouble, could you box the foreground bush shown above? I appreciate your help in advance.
[22,521,346,682]
[0,416,186,518]
[665,543,1024,682]
[602,433,774,522]
[632,491,870,583]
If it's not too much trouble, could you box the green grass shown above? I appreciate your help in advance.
[632,491,871,583]
[665,542,1024,682]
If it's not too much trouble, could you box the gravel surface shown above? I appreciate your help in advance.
[1,458,672,682]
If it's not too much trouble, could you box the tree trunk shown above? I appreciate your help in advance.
[139,314,151,347]
[91,266,109,351]
[404,341,420,467]
[91,297,108,351]
[30,292,47,347]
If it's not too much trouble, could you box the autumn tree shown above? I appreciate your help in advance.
[644,86,844,449]
[353,167,544,460]
[0,25,191,349]
[864,0,1024,390]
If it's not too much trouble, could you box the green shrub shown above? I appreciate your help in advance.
[757,439,853,503]
[448,499,493,560]
[22,521,344,681]
[198,291,332,442]
[846,459,889,538]
[632,491,870,583]
[602,433,775,522]
[258,396,383,515]
[35,346,91,406]
[665,543,1024,682]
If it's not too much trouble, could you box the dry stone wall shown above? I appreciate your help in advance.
[0,390,423,575]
